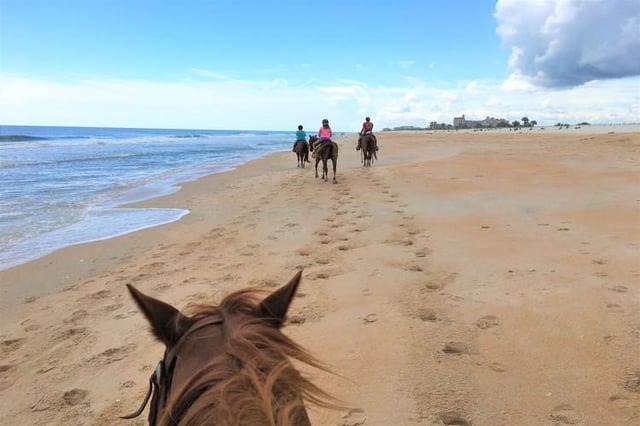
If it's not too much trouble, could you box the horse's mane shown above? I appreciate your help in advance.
[160,288,337,426]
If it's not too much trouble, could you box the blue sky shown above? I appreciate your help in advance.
[1,0,638,131]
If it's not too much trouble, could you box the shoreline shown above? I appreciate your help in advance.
[1,130,639,425]
[0,145,304,315]
[0,126,296,274]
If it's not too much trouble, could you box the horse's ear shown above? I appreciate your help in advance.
[258,270,303,327]
[127,284,191,346]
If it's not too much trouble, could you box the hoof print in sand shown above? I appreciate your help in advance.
[1,337,26,353]
[339,408,366,426]
[86,343,137,365]
[439,411,471,425]
[548,404,581,424]
[363,313,378,323]
[476,315,499,329]
[610,285,628,293]
[422,281,444,292]
[442,341,471,355]
[63,388,88,406]
[287,315,306,325]
[417,308,437,322]
[64,310,89,324]
[307,272,329,280]
[622,368,640,393]
[489,362,505,373]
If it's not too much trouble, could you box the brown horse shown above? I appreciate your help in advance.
[312,138,338,183]
[360,134,377,167]
[122,270,336,425]
[293,140,309,168]
[308,135,318,153]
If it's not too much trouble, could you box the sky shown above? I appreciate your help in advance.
[0,0,639,131]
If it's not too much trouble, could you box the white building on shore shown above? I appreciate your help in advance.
[453,114,509,128]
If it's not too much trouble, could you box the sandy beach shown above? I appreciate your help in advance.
[1,128,639,425]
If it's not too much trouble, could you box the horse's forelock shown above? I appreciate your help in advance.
[159,288,336,425]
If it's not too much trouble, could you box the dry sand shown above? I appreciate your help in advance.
[1,129,639,425]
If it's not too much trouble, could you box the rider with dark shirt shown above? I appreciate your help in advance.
[357,116,378,151]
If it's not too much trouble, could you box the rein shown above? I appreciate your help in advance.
[121,315,223,424]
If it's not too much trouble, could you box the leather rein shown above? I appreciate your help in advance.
[121,315,224,424]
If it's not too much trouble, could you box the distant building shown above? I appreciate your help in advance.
[453,114,467,127]
[453,114,509,128]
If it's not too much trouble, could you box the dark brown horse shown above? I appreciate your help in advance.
[360,134,377,167]
[310,137,338,183]
[308,135,318,153]
[293,140,309,168]
[123,270,336,425]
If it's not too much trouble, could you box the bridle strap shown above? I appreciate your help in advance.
[120,366,159,419]
[121,315,223,422]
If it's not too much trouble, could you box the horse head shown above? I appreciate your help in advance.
[308,135,318,151]
[123,270,333,425]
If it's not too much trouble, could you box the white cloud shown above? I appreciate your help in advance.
[465,80,478,93]
[495,0,640,88]
[1,72,638,131]
[501,72,537,92]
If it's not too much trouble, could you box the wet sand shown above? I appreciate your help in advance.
[1,128,639,425]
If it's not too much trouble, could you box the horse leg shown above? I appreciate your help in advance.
[322,158,328,181]
[332,156,337,183]
[315,157,320,178]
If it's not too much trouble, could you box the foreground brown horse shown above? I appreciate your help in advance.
[123,270,335,425]
[293,140,309,168]
[310,136,338,183]
[360,134,377,167]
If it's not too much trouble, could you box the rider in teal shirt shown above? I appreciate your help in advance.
[292,125,307,151]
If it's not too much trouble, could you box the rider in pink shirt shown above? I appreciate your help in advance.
[318,118,332,141]
[312,118,332,155]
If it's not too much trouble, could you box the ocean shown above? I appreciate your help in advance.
[0,125,295,271]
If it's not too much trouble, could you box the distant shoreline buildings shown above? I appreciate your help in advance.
[452,114,509,128]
